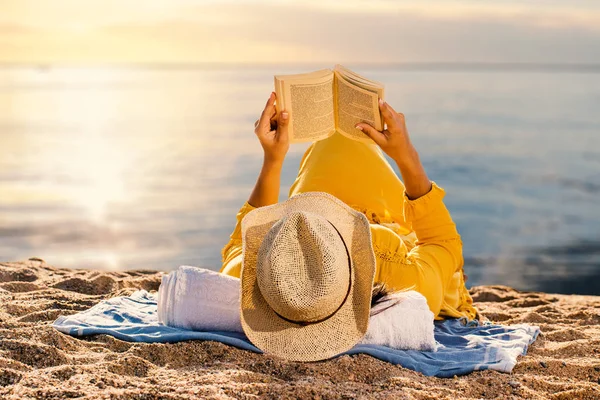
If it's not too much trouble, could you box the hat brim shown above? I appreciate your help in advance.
[240,192,376,362]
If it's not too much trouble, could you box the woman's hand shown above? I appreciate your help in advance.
[356,99,432,200]
[355,99,412,164]
[248,92,289,208]
[254,92,289,165]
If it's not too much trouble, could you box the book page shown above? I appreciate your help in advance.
[334,72,382,143]
[274,69,335,143]
[334,64,385,94]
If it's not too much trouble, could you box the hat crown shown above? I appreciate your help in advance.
[256,211,350,323]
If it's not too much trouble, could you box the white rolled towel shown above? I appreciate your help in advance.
[157,265,242,332]
[157,266,436,351]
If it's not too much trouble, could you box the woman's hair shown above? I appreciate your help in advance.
[371,282,391,307]
[370,282,414,316]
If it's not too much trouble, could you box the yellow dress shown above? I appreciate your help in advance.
[220,132,478,320]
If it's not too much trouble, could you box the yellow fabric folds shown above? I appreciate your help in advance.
[221,132,477,320]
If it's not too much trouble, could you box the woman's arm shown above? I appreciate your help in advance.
[248,158,284,208]
[248,92,290,207]
[221,92,290,277]
[357,102,463,317]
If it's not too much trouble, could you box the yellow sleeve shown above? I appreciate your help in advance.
[377,182,464,317]
[220,201,256,278]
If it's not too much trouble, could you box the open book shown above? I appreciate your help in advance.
[274,64,384,144]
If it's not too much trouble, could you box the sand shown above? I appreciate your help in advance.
[0,258,599,400]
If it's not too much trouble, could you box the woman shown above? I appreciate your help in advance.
[220,92,477,322]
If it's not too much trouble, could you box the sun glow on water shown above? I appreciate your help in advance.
[50,69,131,222]
[67,136,128,222]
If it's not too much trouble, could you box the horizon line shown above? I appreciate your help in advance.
[1,61,600,73]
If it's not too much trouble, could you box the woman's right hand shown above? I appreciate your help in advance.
[356,99,432,200]
[355,99,413,165]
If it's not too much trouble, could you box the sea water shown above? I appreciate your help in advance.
[0,65,598,294]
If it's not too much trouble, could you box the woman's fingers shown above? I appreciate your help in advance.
[355,122,386,147]
[257,92,276,132]
[378,99,398,129]
[382,99,398,114]
[277,110,289,140]
[385,102,405,127]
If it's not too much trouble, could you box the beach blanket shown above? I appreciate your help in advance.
[52,290,540,378]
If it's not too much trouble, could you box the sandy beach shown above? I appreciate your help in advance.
[0,258,598,399]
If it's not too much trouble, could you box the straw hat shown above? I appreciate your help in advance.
[240,192,376,362]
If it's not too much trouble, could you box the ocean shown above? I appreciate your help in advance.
[1,65,599,294]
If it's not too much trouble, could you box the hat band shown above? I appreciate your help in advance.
[271,221,352,327]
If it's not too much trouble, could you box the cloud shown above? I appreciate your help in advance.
[1,2,600,63]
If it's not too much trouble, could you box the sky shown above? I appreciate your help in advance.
[2,0,600,64]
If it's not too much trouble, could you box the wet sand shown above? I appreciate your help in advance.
[1,259,599,399]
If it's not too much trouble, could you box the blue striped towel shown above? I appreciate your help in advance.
[52,290,539,378]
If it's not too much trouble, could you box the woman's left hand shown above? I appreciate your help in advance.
[254,92,289,164]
